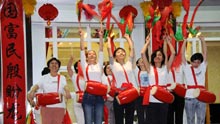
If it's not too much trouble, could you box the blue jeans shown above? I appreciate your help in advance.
[82,92,104,124]
[185,98,206,124]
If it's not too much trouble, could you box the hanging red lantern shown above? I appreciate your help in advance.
[38,3,58,26]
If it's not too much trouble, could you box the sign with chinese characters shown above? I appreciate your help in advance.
[1,0,26,123]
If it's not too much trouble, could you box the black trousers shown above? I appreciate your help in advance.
[167,93,185,124]
[147,102,169,124]
[135,97,148,124]
[113,97,135,124]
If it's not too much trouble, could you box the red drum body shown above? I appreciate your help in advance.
[116,87,139,105]
[151,86,174,103]
[171,83,186,97]
[85,81,109,96]
[76,91,84,103]
[36,92,62,106]
[193,88,216,103]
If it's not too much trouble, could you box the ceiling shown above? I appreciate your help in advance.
[37,0,220,6]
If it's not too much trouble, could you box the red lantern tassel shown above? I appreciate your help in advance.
[77,1,83,22]
[126,12,134,32]
[171,41,183,69]
[83,4,100,21]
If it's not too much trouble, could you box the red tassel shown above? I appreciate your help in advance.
[82,4,100,21]
[142,87,151,105]
[160,6,172,25]
[111,14,126,36]
[171,41,183,69]
[189,0,204,28]
[77,2,83,22]
[182,0,190,11]
[182,0,190,38]
[30,110,35,124]
[126,12,134,32]
[146,5,155,29]
[63,110,72,124]
[98,0,113,21]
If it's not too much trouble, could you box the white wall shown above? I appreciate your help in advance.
[32,23,47,84]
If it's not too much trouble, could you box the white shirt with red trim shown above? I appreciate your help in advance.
[148,65,168,103]
[110,57,138,89]
[37,74,67,108]
[183,61,207,98]
[80,51,103,83]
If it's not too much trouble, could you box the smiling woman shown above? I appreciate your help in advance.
[27,57,71,124]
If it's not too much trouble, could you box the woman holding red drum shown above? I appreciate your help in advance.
[107,34,138,124]
[79,28,107,124]
[27,57,71,124]
[141,34,175,124]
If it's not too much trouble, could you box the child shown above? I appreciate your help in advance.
[181,35,207,124]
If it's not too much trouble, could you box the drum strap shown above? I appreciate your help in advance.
[57,75,60,92]
[171,68,176,82]
[86,64,90,81]
[190,67,205,89]
[85,65,101,83]
[190,66,198,86]
[138,70,141,87]
[107,75,116,87]
[76,74,82,92]
[121,65,130,83]
[153,66,159,86]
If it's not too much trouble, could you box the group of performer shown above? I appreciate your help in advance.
[27,27,211,124]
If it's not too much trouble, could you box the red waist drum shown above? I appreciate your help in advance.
[151,86,174,103]
[36,92,62,106]
[85,81,109,96]
[116,87,139,105]
[193,88,216,103]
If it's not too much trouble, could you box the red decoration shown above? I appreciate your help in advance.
[119,5,138,19]
[38,3,58,26]
[1,0,26,123]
